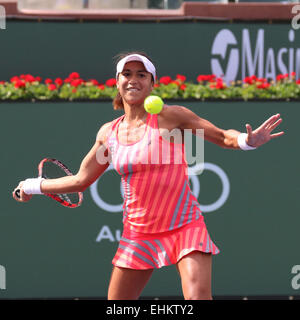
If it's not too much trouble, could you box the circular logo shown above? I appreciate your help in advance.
[211,29,239,85]
[90,162,230,214]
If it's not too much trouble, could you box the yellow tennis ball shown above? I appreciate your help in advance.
[144,95,164,114]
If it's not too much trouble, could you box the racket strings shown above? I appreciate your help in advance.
[57,193,74,204]
[41,161,80,205]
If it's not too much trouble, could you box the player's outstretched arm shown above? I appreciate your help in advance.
[12,122,112,202]
[160,105,284,149]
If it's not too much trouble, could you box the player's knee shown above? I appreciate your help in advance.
[184,287,212,300]
[183,279,212,300]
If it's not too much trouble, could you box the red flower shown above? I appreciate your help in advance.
[176,74,186,82]
[25,74,36,83]
[45,78,53,84]
[154,84,160,88]
[89,79,99,86]
[106,78,117,87]
[243,77,253,85]
[257,83,270,89]
[0,81,5,85]
[197,75,206,82]
[207,75,217,83]
[48,84,57,91]
[244,75,259,84]
[98,84,105,90]
[72,88,77,93]
[159,76,172,85]
[64,78,71,84]
[70,79,83,87]
[54,78,63,86]
[216,81,226,90]
[180,84,186,91]
[35,76,42,82]
[209,78,225,89]
[14,80,26,89]
[257,78,267,83]
[10,76,19,83]
[291,72,296,78]
[296,79,300,85]
[265,83,271,89]
[197,74,216,83]
[69,72,80,80]
[276,74,288,82]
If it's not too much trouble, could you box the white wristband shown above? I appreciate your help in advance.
[237,133,256,151]
[23,177,45,195]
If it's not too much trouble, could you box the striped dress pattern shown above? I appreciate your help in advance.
[106,112,219,269]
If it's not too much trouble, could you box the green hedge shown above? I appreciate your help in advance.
[1,73,299,102]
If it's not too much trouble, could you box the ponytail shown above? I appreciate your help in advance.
[113,91,124,110]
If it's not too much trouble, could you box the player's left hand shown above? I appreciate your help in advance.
[246,113,284,148]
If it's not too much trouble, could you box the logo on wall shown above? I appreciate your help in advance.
[91,163,230,242]
[211,28,300,84]
[90,162,230,214]
[211,29,239,85]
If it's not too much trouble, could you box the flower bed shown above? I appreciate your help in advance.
[1,72,300,102]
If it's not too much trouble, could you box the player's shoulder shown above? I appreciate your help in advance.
[158,104,198,129]
[96,120,114,143]
[159,104,190,122]
[96,115,124,142]
[100,120,114,131]
[98,120,113,132]
[161,104,188,116]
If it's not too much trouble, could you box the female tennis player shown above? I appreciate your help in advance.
[12,52,284,300]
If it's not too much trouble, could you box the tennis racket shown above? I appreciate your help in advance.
[15,158,83,208]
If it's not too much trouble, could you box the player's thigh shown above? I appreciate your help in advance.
[176,251,212,300]
[108,266,154,300]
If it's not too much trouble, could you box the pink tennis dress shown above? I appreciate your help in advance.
[106,112,219,269]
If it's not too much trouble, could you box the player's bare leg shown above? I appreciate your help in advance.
[108,266,153,300]
[176,251,212,300]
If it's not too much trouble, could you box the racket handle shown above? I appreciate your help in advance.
[15,189,20,199]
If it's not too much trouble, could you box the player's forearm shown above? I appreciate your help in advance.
[40,175,83,194]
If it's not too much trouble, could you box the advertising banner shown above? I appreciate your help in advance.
[0,21,299,84]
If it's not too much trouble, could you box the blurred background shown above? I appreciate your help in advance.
[0,0,299,300]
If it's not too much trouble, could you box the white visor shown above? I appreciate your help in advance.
[116,54,156,81]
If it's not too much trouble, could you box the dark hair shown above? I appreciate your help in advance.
[113,51,155,110]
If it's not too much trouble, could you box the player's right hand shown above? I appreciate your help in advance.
[12,181,33,202]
